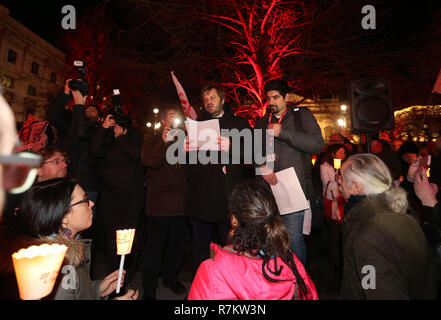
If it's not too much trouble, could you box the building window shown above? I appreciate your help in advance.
[27,86,36,96]
[31,62,39,75]
[50,72,57,83]
[1,76,14,89]
[7,49,17,64]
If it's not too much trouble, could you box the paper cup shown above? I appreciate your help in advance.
[116,229,136,255]
[334,158,341,170]
[12,244,67,300]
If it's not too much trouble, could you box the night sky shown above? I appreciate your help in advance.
[0,0,99,49]
[1,1,438,51]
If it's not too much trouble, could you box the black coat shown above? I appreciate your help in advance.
[254,107,324,204]
[90,126,145,191]
[48,92,101,191]
[185,106,251,222]
[374,141,403,181]
[141,133,187,217]
[90,126,145,232]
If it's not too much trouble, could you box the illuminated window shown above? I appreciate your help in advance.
[2,76,14,88]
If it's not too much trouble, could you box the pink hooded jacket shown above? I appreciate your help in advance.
[188,243,319,300]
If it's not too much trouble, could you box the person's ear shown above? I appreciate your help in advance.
[61,214,70,229]
[352,181,364,195]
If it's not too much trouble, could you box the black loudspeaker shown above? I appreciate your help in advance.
[349,78,394,132]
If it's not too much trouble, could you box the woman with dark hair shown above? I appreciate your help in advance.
[187,179,318,300]
[320,144,348,221]
[0,178,138,300]
[320,144,347,279]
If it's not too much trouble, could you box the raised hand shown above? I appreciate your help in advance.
[102,114,116,129]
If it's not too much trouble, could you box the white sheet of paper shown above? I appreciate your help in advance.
[185,119,220,151]
[303,201,312,235]
[270,167,309,215]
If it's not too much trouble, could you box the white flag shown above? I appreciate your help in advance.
[432,68,441,94]
[171,71,198,120]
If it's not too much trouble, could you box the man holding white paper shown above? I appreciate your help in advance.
[254,79,324,266]
[184,85,250,274]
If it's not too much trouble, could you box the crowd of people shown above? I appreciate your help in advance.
[0,77,440,300]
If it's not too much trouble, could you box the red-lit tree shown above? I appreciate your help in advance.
[198,0,311,118]
[119,1,436,121]
[116,0,315,122]
[69,1,441,126]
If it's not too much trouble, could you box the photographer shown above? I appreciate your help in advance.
[47,79,103,213]
[89,110,145,285]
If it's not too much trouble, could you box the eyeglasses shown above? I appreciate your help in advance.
[0,152,41,194]
[69,195,90,209]
[42,158,69,166]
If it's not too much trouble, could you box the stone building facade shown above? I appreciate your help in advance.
[0,4,67,127]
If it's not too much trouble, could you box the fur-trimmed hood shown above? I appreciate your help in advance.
[38,235,87,267]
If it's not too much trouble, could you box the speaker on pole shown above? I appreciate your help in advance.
[349,78,394,132]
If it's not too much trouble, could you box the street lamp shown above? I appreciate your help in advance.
[146,122,152,128]
[340,104,347,111]
[337,119,346,127]
[152,108,160,134]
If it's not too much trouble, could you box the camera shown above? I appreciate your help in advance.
[109,89,132,130]
[68,60,90,96]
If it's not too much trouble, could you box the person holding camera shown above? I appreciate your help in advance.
[140,106,188,299]
[89,111,145,286]
[47,79,103,215]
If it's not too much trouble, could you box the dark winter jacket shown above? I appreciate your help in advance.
[374,141,403,181]
[48,92,101,192]
[253,107,324,207]
[141,133,186,217]
[185,105,251,222]
[340,192,438,300]
[89,126,145,192]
